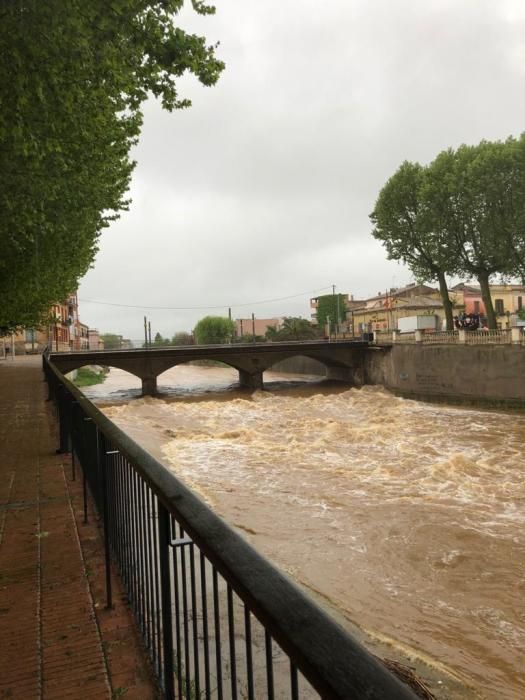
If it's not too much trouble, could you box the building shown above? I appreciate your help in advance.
[310,293,364,333]
[88,329,104,350]
[78,322,90,350]
[234,317,284,338]
[11,293,96,353]
[452,283,525,327]
[348,284,454,333]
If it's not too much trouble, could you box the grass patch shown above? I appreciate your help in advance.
[73,367,107,387]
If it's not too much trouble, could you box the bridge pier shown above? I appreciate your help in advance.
[238,369,263,391]
[141,376,158,396]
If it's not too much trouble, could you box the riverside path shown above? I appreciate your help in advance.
[0,356,157,699]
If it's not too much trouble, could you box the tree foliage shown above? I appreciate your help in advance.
[370,135,525,329]
[425,137,525,328]
[194,316,235,344]
[171,331,194,346]
[266,317,318,341]
[100,333,122,349]
[315,294,348,329]
[370,161,458,329]
[0,0,224,333]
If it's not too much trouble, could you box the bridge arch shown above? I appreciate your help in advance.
[156,360,240,393]
[49,340,367,396]
[56,358,144,382]
[263,354,327,377]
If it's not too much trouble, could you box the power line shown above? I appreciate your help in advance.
[78,286,332,311]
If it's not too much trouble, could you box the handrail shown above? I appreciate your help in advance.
[43,353,417,699]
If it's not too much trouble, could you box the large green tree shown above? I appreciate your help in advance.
[370,161,458,330]
[194,316,235,344]
[0,0,224,333]
[426,137,525,328]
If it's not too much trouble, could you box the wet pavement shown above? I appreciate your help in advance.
[0,356,158,699]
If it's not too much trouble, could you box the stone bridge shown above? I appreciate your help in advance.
[49,340,369,395]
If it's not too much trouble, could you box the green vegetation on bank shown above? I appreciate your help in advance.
[73,367,107,387]
[0,1,223,334]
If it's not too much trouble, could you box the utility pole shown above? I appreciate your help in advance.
[148,321,152,347]
[144,316,148,348]
[326,314,331,343]
[332,284,339,340]
[251,313,256,343]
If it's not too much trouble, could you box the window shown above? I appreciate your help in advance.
[495,299,504,315]
[518,296,523,311]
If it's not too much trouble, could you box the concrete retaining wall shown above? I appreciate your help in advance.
[365,345,525,407]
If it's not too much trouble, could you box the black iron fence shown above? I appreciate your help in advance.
[43,353,417,700]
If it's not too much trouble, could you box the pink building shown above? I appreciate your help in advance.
[234,318,283,338]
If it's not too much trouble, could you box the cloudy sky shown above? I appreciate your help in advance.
[78,0,525,342]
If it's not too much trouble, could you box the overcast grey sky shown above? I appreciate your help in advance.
[78,0,525,341]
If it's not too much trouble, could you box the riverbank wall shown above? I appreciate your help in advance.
[272,346,525,408]
[365,344,525,408]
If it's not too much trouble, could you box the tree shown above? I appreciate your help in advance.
[315,294,348,330]
[100,333,122,350]
[266,318,318,341]
[194,316,235,344]
[370,161,458,330]
[425,137,525,328]
[153,332,170,346]
[371,136,525,330]
[0,1,224,333]
[171,331,194,346]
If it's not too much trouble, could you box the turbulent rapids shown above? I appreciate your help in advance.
[83,365,525,700]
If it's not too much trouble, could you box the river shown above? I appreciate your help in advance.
[82,365,525,700]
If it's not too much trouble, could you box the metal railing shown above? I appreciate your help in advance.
[43,353,416,699]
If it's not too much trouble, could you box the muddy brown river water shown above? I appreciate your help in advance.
[83,365,525,700]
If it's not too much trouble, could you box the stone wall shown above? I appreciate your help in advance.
[365,344,525,407]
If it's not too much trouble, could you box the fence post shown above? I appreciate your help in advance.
[158,504,175,699]
[391,330,398,343]
[414,330,423,343]
[511,327,522,344]
[56,385,70,454]
[97,428,113,609]
[458,329,467,344]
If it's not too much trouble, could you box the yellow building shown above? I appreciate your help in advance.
[348,283,464,332]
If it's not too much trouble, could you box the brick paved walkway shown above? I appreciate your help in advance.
[0,356,158,700]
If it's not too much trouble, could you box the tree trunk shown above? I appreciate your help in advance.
[478,270,497,329]
[437,271,454,331]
